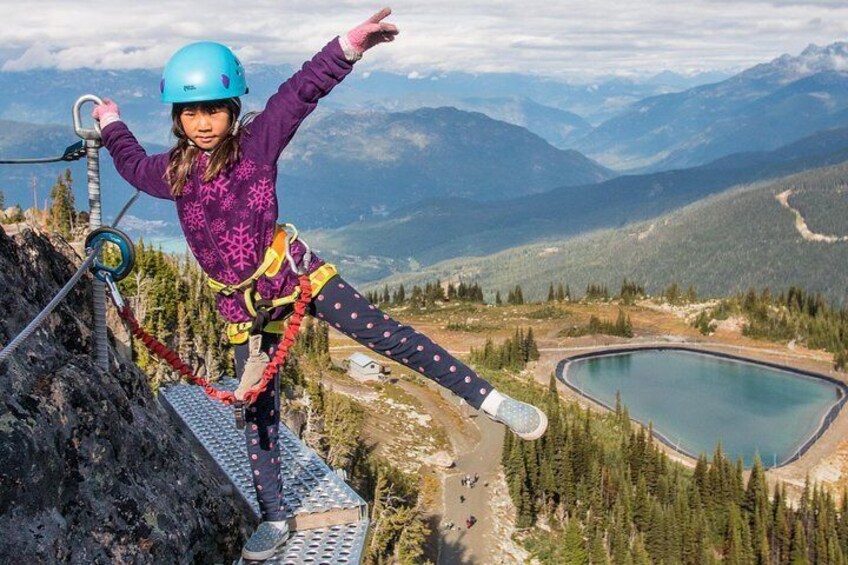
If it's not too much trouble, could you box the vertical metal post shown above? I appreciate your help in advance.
[73,95,108,370]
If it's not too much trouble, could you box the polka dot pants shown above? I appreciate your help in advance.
[233,275,494,520]
[233,333,287,521]
[312,275,494,408]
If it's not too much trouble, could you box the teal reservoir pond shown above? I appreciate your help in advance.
[561,349,845,467]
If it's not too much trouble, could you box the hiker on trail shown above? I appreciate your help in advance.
[92,6,547,561]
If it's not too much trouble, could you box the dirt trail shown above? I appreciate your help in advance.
[393,380,514,564]
[776,189,848,243]
[438,412,506,565]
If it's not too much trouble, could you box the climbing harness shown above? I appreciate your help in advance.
[207,223,337,344]
[90,223,315,427]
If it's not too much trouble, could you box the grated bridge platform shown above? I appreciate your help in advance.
[160,379,368,564]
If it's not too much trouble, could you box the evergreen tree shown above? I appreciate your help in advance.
[49,168,75,238]
[548,283,556,303]
[395,511,430,564]
[589,528,610,564]
[790,518,809,564]
[525,327,540,361]
[562,518,590,565]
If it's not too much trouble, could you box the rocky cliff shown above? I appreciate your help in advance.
[0,225,249,563]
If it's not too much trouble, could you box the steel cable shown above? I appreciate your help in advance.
[0,191,139,365]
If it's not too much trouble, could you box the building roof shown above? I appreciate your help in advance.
[348,352,382,368]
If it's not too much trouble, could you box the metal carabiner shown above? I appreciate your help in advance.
[282,223,311,276]
[72,94,104,141]
[102,273,126,311]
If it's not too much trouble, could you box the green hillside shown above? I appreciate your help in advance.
[307,126,848,281]
[361,161,848,303]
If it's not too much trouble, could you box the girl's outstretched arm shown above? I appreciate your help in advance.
[243,7,399,165]
[95,99,173,200]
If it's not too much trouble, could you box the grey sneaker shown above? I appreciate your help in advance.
[490,396,548,440]
[242,521,290,561]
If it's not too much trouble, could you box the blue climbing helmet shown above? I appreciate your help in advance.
[160,41,248,103]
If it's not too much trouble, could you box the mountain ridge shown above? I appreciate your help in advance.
[308,125,848,281]
[363,160,848,304]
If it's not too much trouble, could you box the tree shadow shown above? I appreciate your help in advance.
[427,513,479,565]
[437,532,478,565]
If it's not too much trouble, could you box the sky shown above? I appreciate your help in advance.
[0,1,847,79]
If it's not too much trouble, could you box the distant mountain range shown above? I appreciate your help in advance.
[574,43,848,171]
[0,62,725,151]
[365,160,848,304]
[307,125,848,283]
[280,107,613,226]
[0,106,613,232]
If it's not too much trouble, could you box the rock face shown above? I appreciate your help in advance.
[0,226,249,563]
[424,451,455,469]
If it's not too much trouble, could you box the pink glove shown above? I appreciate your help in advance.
[341,7,399,61]
[92,98,121,128]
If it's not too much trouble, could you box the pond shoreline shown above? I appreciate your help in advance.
[555,345,848,469]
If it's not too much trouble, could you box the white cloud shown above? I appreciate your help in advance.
[116,214,170,232]
[0,1,846,77]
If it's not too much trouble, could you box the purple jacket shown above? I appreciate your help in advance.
[102,38,354,323]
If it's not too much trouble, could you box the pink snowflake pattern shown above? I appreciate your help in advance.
[183,202,205,231]
[238,209,250,221]
[220,269,240,284]
[213,176,231,196]
[263,210,276,222]
[221,192,236,211]
[210,218,227,234]
[235,158,257,181]
[220,222,257,270]
[199,176,230,205]
[247,178,275,210]
[218,298,243,320]
[197,248,217,269]
[183,180,195,195]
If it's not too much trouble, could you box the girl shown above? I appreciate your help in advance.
[93,7,547,561]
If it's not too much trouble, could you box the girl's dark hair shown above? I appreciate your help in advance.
[165,98,254,197]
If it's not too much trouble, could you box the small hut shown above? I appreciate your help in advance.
[344,352,390,383]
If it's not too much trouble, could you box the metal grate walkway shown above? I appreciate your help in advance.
[160,379,368,564]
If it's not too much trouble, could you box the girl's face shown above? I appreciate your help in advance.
[179,106,232,150]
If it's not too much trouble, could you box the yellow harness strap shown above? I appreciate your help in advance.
[208,225,290,296]
[224,263,338,345]
[207,223,338,344]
